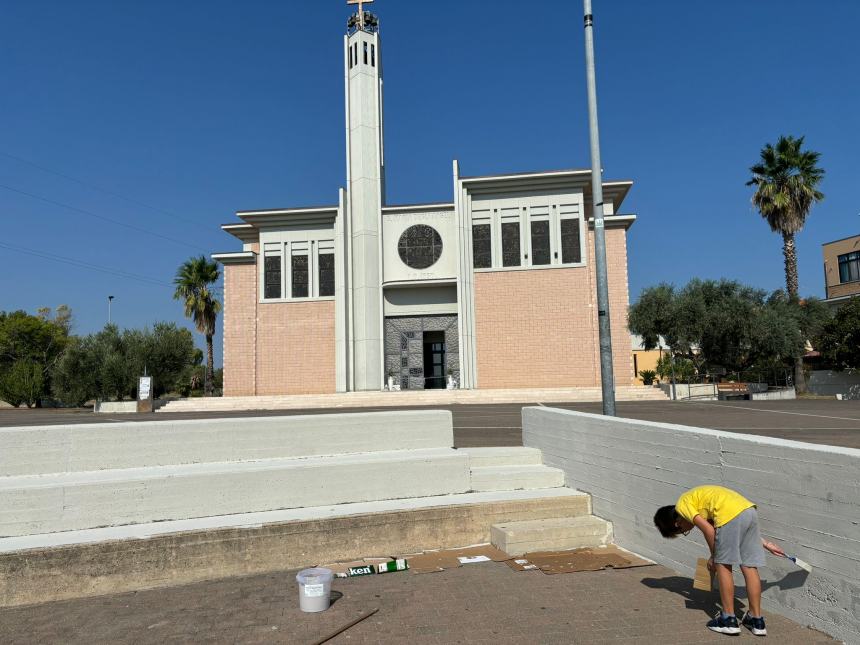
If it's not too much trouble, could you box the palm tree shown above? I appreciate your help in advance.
[747,135,824,297]
[174,256,221,396]
[747,135,824,392]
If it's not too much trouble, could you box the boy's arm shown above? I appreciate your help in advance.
[762,539,785,557]
[693,515,716,556]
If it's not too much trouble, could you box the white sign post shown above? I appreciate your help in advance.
[137,376,153,413]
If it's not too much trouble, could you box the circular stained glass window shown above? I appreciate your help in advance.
[398,224,443,269]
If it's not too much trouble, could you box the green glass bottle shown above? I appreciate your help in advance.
[376,559,408,574]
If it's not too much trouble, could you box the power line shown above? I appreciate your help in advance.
[0,151,212,230]
[0,240,223,293]
[0,182,209,252]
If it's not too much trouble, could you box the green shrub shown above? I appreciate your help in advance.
[0,360,45,408]
[655,355,696,382]
[639,370,657,385]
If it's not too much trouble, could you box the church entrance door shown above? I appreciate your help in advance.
[422,331,446,389]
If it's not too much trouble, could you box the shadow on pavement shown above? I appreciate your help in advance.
[640,575,748,617]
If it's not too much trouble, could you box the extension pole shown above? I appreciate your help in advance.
[583,0,616,416]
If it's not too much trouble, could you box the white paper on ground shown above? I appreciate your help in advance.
[457,555,491,564]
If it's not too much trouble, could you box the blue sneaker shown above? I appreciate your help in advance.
[742,612,768,636]
[707,612,741,635]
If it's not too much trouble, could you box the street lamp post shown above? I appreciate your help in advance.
[582,0,616,416]
[108,295,114,325]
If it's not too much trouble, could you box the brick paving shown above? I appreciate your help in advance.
[0,563,835,644]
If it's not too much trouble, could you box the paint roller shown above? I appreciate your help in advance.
[781,553,813,573]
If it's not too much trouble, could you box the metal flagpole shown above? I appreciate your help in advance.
[582,0,616,416]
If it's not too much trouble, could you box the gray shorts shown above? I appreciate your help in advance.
[714,507,766,567]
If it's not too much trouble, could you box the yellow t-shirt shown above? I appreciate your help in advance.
[675,485,755,528]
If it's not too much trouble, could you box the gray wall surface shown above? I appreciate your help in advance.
[523,407,860,644]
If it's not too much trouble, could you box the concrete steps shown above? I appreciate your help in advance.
[470,464,565,492]
[0,410,453,476]
[462,447,565,492]
[0,449,471,537]
[491,515,613,556]
[1,488,594,607]
[156,386,669,413]
[458,447,543,467]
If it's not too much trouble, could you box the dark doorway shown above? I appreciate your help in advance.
[423,331,446,389]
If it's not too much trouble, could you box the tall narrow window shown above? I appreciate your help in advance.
[363,42,368,64]
[349,46,353,68]
[472,223,491,269]
[318,252,335,297]
[501,221,521,267]
[560,218,581,264]
[530,220,551,265]
[354,43,358,66]
[371,44,376,67]
[291,254,309,298]
[838,251,860,283]
[264,256,281,299]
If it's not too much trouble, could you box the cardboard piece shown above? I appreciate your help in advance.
[404,544,510,575]
[321,557,393,577]
[693,557,716,592]
[505,545,655,575]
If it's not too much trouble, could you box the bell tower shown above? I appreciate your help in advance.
[344,0,385,390]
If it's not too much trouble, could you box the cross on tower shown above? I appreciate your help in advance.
[347,0,374,30]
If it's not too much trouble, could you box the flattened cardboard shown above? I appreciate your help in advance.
[404,544,510,574]
[693,557,716,592]
[505,545,655,575]
[321,557,393,576]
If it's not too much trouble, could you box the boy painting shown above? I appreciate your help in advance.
[654,485,785,637]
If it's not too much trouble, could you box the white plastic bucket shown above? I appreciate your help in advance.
[296,568,333,613]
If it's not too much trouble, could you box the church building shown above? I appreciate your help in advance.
[213,4,637,396]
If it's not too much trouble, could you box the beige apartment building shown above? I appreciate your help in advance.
[213,6,637,396]
[822,234,860,306]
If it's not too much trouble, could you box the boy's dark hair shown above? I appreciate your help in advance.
[654,505,681,538]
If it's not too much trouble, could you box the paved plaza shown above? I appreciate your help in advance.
[2,399,859,449]
[0,562,835,645]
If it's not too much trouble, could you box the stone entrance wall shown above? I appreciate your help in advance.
[384,315,459,390]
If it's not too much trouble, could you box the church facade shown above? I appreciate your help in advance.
[213,7,637,396]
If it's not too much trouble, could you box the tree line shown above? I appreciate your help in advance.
[631,135,859,387]
[0,307,217,408]
[1,255,222,408]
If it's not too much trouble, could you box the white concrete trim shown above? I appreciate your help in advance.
[212,251,255,265]
[382,203,455,213]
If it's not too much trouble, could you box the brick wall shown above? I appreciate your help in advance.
[474,227,632,388]
[222,261,336,396]
[827,281,860,299]
[256,301,336,395]
[223,263,257,396]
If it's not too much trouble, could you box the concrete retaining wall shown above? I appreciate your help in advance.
[522,407,860,644]
[0,410,454,476]
[751,387,796,401]
[809,370,860,400]
[659,383,717,400]
[94,401,138,413]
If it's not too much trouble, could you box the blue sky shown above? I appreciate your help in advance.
[2,1,858,367]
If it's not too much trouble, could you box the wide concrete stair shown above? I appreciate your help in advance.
[0,410,614,607]
[157,385,668,413]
